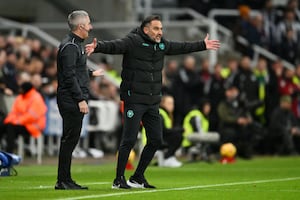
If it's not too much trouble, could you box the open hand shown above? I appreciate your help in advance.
[85,38,97,56]
[92,68,105,77]
[204,33,220,50]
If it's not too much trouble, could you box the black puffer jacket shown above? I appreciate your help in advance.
[95,27,206,105]
[57,32,89,110]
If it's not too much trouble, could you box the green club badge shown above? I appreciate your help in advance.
[127,110,134,118]
[159,43,165,50]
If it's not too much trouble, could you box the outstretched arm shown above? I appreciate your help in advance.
[85,37,130,56]
[165,33,220,55]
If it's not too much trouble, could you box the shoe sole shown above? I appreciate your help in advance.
[54,187,88,190]
[127,180,145,189]
[111,185,131,189]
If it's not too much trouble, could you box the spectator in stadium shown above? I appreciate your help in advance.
[260,0,279,52]
[156,95,183,168]
[41,60,58,97]
[233,5,252,54]
[268,95,300,155]
[278,68,300,118]
[248,13,270,49]
[98,78,119,102]
[1,72,47,153]
[55,10,103,190]
[172,55,202,126]
[276,8,300,47]
[0,49,12,95]
[161,59,179,94]
[217,85,255,159]
[233,55,260,117]
[280,27,299,64]
[286,0,300,22]
[253,57,269,124]
[199,58,212,96]
[2,49,19,94]
[31,73,43,91]
[98,56,122,86]
[265,59,283,122]
[182,100,220,162]
[0,49,8,134]
[221,57,239,89]
[208,63,225,131]
[85,15,220,189]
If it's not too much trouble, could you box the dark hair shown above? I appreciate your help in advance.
[140,15,162,29]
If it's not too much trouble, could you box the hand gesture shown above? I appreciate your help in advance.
[92,68,105,77]
[204,33,220,50]
[85,38,97,56]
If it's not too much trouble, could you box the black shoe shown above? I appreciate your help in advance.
[112,176,131,189]
[68,180,88,190]
[127,175,156,189]
[55,180,88,190]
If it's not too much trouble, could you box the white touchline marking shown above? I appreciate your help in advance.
[52,177,300,200]
[29,182,110,189]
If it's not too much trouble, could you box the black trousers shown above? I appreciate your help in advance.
[57,109,84,182]
[163,132,183,159]
[2,124,30,153]
[116,103,163,178]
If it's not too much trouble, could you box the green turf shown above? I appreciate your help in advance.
[1,156,300,200]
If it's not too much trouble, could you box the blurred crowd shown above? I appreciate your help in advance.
[178,0,300,65]
[1,0,300,160]
[232,0,300,64]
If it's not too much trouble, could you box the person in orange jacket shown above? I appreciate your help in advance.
[2,72,47,153]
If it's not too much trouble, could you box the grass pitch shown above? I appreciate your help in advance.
[1,156,300,200]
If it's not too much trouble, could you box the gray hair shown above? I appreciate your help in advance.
[67,10,89,31]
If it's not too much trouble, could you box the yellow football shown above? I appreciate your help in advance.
[220,143,237,158]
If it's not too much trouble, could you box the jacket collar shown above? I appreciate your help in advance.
[69,32,84,43]
[131,27,163,44]
[22,88,37,98]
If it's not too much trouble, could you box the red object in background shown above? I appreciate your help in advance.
[126,162,134,170]
[220,157,236,164]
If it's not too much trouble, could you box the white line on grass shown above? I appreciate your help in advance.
[53,177,300,200]
[30,182,110,189]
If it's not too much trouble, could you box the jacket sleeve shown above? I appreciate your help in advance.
[60,45,85,102]
[165,40,206,55]
[94,37,130,54]
[4,96,19,124]
[217,102,239,123]
[190,116,201,133]
[269,109,287,134]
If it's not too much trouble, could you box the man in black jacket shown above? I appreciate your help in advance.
[85,15,220,189]
[55,10,103,190]
[268,95,300,155]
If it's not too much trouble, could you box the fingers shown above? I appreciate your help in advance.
[80,106,89,114]
[207,39,221,50]
[79,101,89,114]
[85,38,97,56]
[209,43,221,50]
[85,44,94,56]
[93,38,97,47]
[205,33,209,40]
[92,69,105,77]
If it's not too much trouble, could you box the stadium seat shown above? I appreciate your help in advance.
[17,135,43,164]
